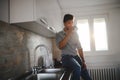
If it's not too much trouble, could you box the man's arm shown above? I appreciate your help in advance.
[78,48,85,62]
[76,31,86,69]
[78,48,86,69]
[58,28,73,49]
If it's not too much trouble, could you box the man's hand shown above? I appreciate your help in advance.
[82,62,87,69]
[65,27,74,36]
[58,27,73,49]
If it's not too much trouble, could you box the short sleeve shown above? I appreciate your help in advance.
[55,33,63,48]
[77,41,82,49]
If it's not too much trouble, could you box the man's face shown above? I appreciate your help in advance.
[64,20,74,29]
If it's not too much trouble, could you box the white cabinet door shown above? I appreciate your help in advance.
[0,0,9,23]
[36,0,62,32]
[10,0,35,23]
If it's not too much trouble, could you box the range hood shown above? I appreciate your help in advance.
[12,19,56,38]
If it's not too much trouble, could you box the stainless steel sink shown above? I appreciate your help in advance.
[26,68,72,80]
[30,68,65,80]
[37,73,63,80]
[40,68,64,73]
[30,68,64,80]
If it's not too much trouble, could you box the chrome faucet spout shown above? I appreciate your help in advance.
[34,44,53,68]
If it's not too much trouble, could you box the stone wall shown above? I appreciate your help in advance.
[0,21,52,80]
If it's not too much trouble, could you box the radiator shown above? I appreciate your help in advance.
[85,65,120,80]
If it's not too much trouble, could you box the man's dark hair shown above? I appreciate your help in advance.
[63,14,74,23]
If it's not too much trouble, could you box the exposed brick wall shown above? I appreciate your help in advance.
[0,21,52,80]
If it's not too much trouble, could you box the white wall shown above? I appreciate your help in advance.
[61,5,120,66]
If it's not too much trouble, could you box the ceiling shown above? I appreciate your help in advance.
[58,0,120,9]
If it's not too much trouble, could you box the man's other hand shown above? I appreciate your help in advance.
[82,62,87,69]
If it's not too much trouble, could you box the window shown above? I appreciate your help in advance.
[77,19,91,51]
[76,17,108,52]
[93,18,108,51]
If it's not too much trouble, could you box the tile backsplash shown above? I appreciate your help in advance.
[0,21,52,80]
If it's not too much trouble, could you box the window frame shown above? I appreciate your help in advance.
[75,14,109,53]
[76,18,91,52]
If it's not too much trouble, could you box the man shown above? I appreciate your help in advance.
[56,14,92,80]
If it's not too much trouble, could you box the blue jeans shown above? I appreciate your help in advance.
[61,55,92,80]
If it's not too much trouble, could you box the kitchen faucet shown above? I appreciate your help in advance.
[33,44,53,72]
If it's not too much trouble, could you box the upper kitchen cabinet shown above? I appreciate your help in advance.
[10,0,36,23]
[0,0,62,37]
[36,0,63,32]
[0,0,9,22]
[0,0,36,23]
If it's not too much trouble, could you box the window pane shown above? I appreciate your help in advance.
[77,19,91,51]
[94,18,108,51]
